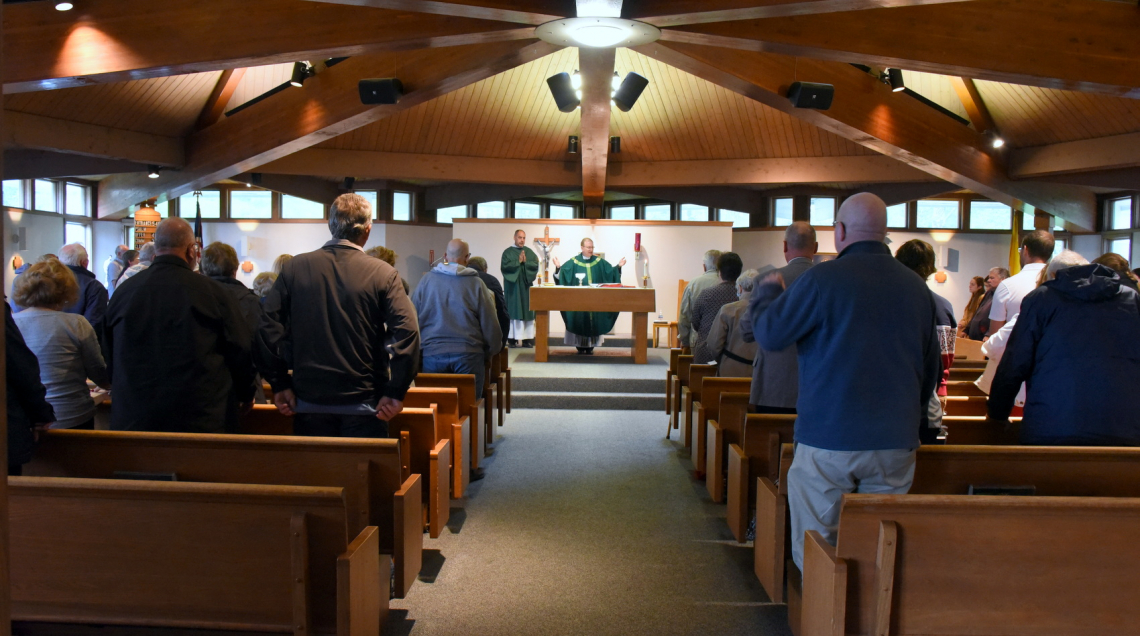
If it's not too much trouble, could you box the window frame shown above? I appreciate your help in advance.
[915,198,963,230]
[966,199,1014,231]
[771,197,794,227]
[808,196,837,227]
[1106,195,1136,232]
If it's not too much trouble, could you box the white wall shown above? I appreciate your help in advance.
[92,220,126,285]
[5,210,63,297]
[455,219,734,337]
[200,221,453,291]
[732,229,1014,319]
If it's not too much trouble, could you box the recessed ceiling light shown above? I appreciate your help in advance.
[55,2,74,10]
[147,166,161,179]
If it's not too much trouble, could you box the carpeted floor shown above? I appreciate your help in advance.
[385,409,790,636]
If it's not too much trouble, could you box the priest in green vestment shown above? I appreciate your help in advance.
[500,229,540,348]
[556,237,627,354]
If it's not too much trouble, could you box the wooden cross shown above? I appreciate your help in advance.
[534,225,560,284]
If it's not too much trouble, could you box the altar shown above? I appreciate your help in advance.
[529,286,657,364]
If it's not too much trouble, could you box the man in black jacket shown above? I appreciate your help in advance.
[202,241,263,405]
[104,218,253,433]
[259,193,420,438]
[58,243,108,340]
[467,256,510,350]
[6,303,55,474]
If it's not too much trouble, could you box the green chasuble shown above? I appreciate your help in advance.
[501,245,540,321]
[557,254,623,337]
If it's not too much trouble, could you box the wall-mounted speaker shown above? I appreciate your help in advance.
[359,78,403,105]
[613,72,648,112]
[546,73,580,113]
[786,82,834,110]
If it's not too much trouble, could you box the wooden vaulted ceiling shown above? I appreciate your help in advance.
[3,0,1140,229]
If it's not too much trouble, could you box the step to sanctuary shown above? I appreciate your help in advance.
[507,347,668,410]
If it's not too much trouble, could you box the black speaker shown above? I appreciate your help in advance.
[359,78,403,105]
[613,72,648,112]
[786,82,834,110]
[546,72,580,113]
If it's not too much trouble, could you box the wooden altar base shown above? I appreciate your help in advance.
[529,287,657,365]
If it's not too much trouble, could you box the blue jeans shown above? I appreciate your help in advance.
[423,352,486,391]
[294,412,388,438]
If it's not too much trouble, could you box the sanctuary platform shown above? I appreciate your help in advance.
[507,342,668,410]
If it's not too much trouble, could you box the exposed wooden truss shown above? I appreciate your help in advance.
[196,69,247,131]
[949,77,996,133]
[578,48,616,207]
[1010,132,1140,179]
[97,40,560,217]
[636,41,1096,228]
[631,0,979,27]
[3,111,184,166]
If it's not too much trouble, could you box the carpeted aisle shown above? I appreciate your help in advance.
[385,409,791,636]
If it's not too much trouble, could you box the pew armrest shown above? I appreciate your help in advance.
[726,443,749,542]
[800,531,848,636]
[429,439,451,539]
[337,525,386,636]
[392,475,423,599]
[472,402,485,466]
[452,416,471,499]
[681,388,693,448]
[755,477,787,603]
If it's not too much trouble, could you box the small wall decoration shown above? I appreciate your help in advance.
[11,254,23,272]
[241,260,255,274]
[934,271,948,284]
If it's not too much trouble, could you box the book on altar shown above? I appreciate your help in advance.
[598,283,636,288]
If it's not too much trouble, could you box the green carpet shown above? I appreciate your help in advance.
[386,409,791,636]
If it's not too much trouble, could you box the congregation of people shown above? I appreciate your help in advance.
[8,190,1140,574]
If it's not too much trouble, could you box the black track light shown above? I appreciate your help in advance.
[547,73,581,113]
[568,136,579,154]
[147,165,161,179]
[290,62,312,88]
[610,136,621,154]
[612,72,648,112]
[886,68,905,92]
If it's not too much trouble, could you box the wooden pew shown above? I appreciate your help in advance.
[236,404,452,542]
[943,395,988,416]
[415,373,485,470]
[693,377,751,477]
[27,428,424,599]
[405,386,470,499]
[947,367,983,382]
[666,348,681,418]
[942,415,1021,445]
[799,494,1140,636]
[945,380,986,397]
[10,477,386,635]
[727,414,796,545]
[705,391,750,502]
[672,354,693,437]
[493,347,507,426]
[766,443,1140,610]
[499,347,512,414]
[682,363,717,453]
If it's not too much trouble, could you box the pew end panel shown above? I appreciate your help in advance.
[706,420,724,501]
[726,443,749,543]
[392,475,423,600]
[429,439,451,539]
[800,531,847,636]
[453,417,472,498]
[336,526,387,636]
[755,476,787,603]
[680,387,693,449]
[942,416,1020,445]
[413,374,483,470]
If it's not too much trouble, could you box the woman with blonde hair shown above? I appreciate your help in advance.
[365,245,410,294]
[957,275,986,337]
[12,259,110,430]
[271,253,293,275]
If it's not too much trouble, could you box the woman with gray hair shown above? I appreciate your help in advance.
[705,267,762,378]
[988,250,1140,445]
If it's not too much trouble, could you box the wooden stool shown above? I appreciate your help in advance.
[653,320,676,348]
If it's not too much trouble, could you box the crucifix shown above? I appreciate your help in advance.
[533,226,560,284]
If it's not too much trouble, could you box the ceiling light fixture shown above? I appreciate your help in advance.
[987,130,1005,149]
[290,62,312,88]
[147,166,161,179]
[885,68,906,92]
[611,72,621,96]
[546,73,581,113]
[55,2,73,10]
[535,18,660,49]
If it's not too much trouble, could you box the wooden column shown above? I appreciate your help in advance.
[792,195,811,222]
[1033,210,1054,231]
[1,3,11,631]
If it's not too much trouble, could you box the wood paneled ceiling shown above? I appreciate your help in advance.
[5,0,1140,229]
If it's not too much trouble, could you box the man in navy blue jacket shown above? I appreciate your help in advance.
[751,193,941,570]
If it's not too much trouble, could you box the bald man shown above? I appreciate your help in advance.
[104,218,254,434]
[412,239,502,391]
[750,192,941,570]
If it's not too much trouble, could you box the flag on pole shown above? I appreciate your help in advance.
[193,191,204,247]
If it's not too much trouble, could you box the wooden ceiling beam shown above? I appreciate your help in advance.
[4,149,145,180]
[630,0,977,28]
[196,69,247,131]
[231,173,343,205]
[634,41,1096,229]
[3,110,184,167]
[96,40,559,218]
[1010,131,1140,179]
[948,76,995,133]
[659,0,1140,97]
[578,48,616,207]
[300,0,569,24]
[257,149,936,186]
[4,0,536,93]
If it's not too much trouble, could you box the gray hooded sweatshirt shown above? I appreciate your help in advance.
[412,262,503,356]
